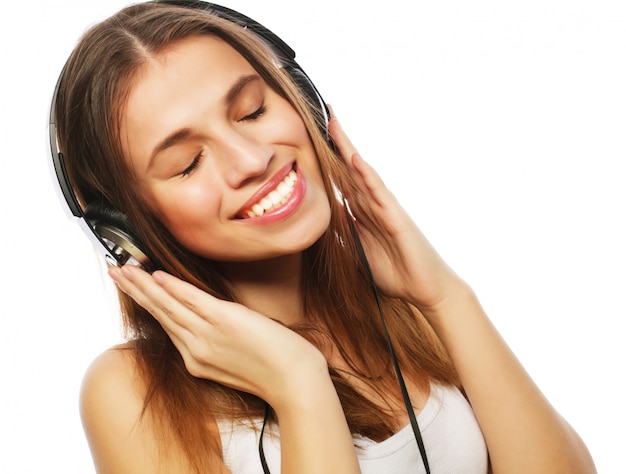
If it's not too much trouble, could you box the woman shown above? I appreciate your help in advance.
[53,1,595,473]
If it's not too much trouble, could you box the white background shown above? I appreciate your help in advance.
[1,1,624,472]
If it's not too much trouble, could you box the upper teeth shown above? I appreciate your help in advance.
[245,170,297,218]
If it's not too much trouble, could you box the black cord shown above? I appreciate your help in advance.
[259,403,271,474]
[345,207,431,474]
[257,203,431,473]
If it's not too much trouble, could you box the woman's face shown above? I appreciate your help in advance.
[121,35,331,262]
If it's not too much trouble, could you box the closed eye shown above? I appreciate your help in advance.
[239,104,266,122]
[181,153,202,177]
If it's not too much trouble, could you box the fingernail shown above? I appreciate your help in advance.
[108,266,121,283]
[121,265,135,281]
[152,270,165,285]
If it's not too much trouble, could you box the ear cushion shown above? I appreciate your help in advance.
[84,199,133,230]
[83,199,152,269]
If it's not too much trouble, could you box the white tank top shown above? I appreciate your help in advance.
[219,383,489,473]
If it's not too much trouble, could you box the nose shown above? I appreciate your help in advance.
[216,130,274,188]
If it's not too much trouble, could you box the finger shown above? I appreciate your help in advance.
[110,265,197,340]
[349,154,402,215]
[327,105,359,167]
[151,270,218,321]
[327,107,393,202]
[108,267,191,353]
[350,153,385,194]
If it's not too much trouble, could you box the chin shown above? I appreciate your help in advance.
[292,210,331,245]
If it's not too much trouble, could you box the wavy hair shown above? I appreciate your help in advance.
[55,2,458,471]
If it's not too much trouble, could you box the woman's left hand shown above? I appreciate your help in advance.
[329,110,468,312]
[330,111,598,474]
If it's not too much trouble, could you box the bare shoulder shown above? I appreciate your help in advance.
[81,344,139,397]
[80,344,143,426]
[80,345,214,473]
[80,345,142,412]
[80,345,159,472]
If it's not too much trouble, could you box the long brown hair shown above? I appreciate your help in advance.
[55,2,458,471]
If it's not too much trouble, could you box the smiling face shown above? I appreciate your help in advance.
[121,35,331,262]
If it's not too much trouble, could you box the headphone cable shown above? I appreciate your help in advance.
[258,201,431,473]
[344,203,431,474]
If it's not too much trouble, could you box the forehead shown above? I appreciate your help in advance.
[121,35,258,162]
[128,34,256,104]
[158,34,251,69]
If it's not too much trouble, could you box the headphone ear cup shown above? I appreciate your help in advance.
[83,200,153,270]
[283,65,330,141]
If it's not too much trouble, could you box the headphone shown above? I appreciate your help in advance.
[49,3,432,472]
[48,0,329,273]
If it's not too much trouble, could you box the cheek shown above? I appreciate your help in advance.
[266,100,310,143]
[146,182,221,239]
[285,112,310,142]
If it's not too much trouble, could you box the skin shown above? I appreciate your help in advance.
[121,36,331,264]
[81,35,597,473]
[330,127,596,473]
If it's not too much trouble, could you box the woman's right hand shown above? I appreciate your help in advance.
[108,265,328,408]
[108,265,361,473]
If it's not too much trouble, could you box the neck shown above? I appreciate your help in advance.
[217,252,305,326]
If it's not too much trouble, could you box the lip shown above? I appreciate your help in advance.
[237,162,295,215]
[235,162,306,225]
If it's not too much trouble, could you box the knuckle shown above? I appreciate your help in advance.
[176,288,205,317]
[182,297,201,316]
[153,301,175,322]
[186,338,213,365]
[184,360,203,378]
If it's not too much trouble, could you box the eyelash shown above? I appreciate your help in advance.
[240,104,266,122]
[181,153,202,177]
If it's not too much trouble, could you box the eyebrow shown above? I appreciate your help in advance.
[148,74,262,166]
